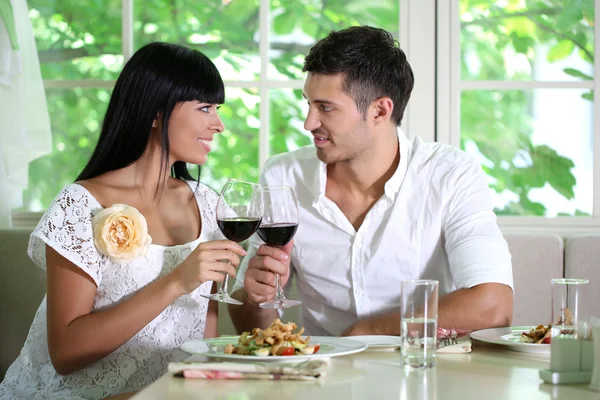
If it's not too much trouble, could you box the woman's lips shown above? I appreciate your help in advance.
[198,138,212,151]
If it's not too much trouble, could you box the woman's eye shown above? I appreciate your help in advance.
[199,106,210,113]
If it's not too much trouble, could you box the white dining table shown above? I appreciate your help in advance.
[130,341,596,400]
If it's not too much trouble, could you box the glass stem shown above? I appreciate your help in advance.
[218,275,229,296]
[216,259,233,296]
[273,245,286,302]
[275,274,285,301]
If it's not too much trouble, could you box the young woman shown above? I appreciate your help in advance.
[0,42,245,399]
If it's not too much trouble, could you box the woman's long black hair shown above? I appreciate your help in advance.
[76,42,225,188]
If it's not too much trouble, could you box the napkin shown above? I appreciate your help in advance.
[437,328,472,353]
[168,359,329,381]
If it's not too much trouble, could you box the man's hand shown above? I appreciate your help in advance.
[243,241,294,305]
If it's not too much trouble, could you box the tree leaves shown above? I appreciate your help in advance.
[273,10,297,35]
[22,0,591,218]
[547,39,575,62]
[555,2,583,31]
[460,0,591,216]
[563,67,592,80]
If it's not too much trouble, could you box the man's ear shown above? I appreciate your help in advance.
[371,97,394,125]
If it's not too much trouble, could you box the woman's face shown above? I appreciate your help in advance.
[167,100,224,165]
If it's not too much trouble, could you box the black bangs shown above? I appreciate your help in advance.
[165,44,225,107]
[148,43,225,112]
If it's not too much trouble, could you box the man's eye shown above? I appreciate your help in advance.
[321,105,333,112]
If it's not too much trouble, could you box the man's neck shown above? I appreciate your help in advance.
[324,131,400,231]
[327,132,400,199]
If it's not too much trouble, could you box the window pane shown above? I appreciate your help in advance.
[461,89,592,217]
[460,0,594,81]
[269,0,399,80]
[134,0,260,81]
[29,1,123,80]
[200,88,260,191]
[22,89,110,211]
[270,89,311,156]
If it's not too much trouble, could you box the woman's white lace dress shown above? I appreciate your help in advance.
[0,181,222,399]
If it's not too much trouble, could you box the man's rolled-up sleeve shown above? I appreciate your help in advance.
[443,159,514,292]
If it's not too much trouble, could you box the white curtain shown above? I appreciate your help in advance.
[0,0,52,228]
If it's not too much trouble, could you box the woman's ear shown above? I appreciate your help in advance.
[152,112,163,128]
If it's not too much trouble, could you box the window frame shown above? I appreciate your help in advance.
[16,0,600,234]
[436,1,600,234]
[17,0,432,228]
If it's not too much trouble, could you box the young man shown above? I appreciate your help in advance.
[229,26,513,336]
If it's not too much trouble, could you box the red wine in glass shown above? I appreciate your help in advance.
[218,218,262,242]
[202,179,263,305]
[258,186,301,309]
[257,223,298,247]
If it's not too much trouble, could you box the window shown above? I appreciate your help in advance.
[17,0,599,232]
[22,0,404,214]
[438,0,599,231]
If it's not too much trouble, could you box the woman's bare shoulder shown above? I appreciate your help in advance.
[74,178,113,208]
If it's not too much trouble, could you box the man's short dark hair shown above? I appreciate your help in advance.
[303,26,414,126]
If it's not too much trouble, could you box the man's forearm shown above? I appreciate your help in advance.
[344,283,513,335]
[342,312,400,336]
[438,283,513,330]
[228,289,280,334]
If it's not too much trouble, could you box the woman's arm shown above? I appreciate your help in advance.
[47,239,244,375]
[203,282,219,338]
[46,246,184,375]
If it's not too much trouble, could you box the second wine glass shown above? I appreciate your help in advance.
[258,185,301,309]
[202,178,263,305]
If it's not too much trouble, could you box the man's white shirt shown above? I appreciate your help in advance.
[233,130,513,336]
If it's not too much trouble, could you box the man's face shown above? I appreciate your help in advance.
[303,73,372,164]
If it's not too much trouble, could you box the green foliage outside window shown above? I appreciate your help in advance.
[22,0,594,217]
[460,0,594,216]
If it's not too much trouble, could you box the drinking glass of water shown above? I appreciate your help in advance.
[551,278,589,338]
[400,279,439,368]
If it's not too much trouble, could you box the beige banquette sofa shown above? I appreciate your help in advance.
[1,230,599,380]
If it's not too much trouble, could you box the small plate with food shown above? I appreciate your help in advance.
[181,319,367,362]
[470,326,551,355]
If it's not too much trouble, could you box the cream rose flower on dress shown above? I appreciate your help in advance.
[92,204,152,265]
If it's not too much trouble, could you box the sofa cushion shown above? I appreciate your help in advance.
[0,229,46,380]
[565,234,600,318]
[504,233,564,326]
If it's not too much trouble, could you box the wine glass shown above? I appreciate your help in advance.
[257,185,301,309]
[202,178,263,305]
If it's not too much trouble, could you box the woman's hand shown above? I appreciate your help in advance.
[171,240,247,294]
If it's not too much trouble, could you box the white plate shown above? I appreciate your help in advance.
[181,336,367,362]
[470,326,550,355]
[352,335,402,350]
